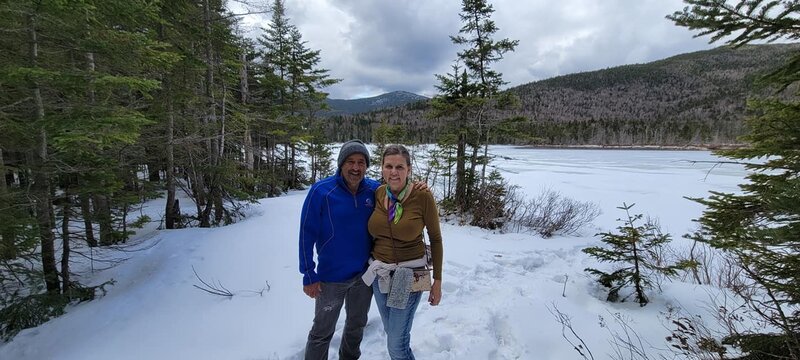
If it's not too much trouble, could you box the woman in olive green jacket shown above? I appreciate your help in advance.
[362,144,443,360]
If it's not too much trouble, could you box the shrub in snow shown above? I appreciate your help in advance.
[0,283,99,341]
[470,170,511,229]
[505,187,600,238]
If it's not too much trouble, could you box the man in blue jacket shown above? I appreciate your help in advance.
[300,139,379,360]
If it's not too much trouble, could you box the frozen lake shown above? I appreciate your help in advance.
[471,146,745,235]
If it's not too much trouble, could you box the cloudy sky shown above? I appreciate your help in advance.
[238,0,718,99]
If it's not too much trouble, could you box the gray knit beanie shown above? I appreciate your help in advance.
[337,140,370,170]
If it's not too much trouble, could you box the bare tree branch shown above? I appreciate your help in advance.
[548,303,595,360]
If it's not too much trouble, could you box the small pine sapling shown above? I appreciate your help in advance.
[583,203,686,306]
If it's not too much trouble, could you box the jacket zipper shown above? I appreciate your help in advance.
[350,181,364,208]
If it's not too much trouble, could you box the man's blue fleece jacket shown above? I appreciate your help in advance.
[299,173,380,285]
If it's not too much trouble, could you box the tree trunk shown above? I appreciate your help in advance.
[203,0,217,165]
[79,193,96,247]
[33,149,58,292]
[478,107,488,188]
[283,143,289,189]
[61,187,71,293]
[29,13,59,293]
[269,135,276,183]
[309,144,317,183]
[200,200,213,228]
[215,79,225,224]
[156,16,178,230]
[165,97,177,229]
[193,169,210,227]
[148,163,161,182]
[253,134,261,172]
[94,194,114,246]
[120,202,128,243]
[244,127,254,172]
[0,148,16,260]
[82,30,99,247]
[213,186,223,224]
[220,79,226,159]
[631,241,646,305]
[239,52,249,104]
[240,52,254,175]
[455,130,467,212]
[446,145,454,199]
[0,148,6,193]
[481,141,489,187]
[290,143,297,189]
[203,0,222,226]
[466,143,479,210]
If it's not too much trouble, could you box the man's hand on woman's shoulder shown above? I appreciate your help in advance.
[411,181,430,192]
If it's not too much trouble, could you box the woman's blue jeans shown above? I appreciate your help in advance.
[372,281,422,360]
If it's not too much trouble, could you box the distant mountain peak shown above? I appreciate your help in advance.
[324,91,428,116]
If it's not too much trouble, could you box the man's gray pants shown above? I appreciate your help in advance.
[304,275,372,360]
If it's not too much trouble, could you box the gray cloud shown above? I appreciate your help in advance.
[251,0,717,99]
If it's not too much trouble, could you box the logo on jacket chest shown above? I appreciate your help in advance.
[364,198,374,208]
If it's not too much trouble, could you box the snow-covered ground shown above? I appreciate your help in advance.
[0,146,747,359]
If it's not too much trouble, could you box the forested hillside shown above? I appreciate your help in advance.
[322,43,800,146]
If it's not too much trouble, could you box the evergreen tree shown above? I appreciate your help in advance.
[670,1,800,356]
[370,121,408,179]
[583,203,685,306]
[0,0,181,338]
[303,131,334,184]
[432,0,517,215]
[144,0,260,226]
[1,0,177,288]
[428,134,458,204]
[256,0,338,191]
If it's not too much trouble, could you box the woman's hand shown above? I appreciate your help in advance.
[428,280,442,306]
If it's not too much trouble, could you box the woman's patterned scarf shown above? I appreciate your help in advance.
[385,180,411,224]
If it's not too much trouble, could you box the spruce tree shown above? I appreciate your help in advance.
[433,0,518,215]
[256,0,338,191]
[670,0,800,356]
[583,203,684,306]
[303,131,334,184]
